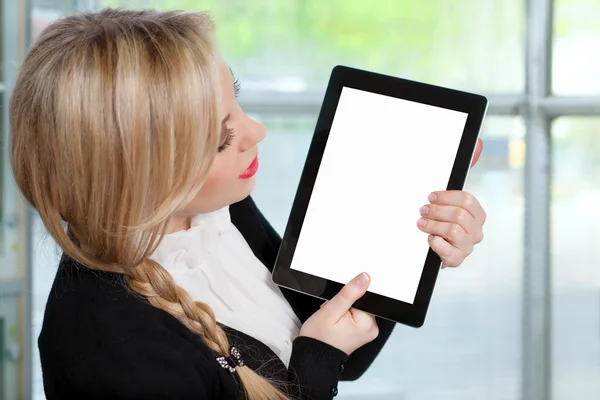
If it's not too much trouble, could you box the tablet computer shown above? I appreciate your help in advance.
[271,65,488,327]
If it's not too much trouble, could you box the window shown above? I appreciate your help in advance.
[14,0,599,399]
[104,0,525,93]
[553,0,600,95]
[1,2,30,400]
[551,117,600,400]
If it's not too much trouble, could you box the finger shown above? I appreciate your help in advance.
[471,138,483,167]
[417,218,473,251]
[321,273,370,321]
[428,191,486,222]
[419,204,478,236]
[348,309,379,339]
[428,235,468,268]
[348,308,375,326]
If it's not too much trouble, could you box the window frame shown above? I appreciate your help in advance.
[1,0,33,399]
[7,0,599,399]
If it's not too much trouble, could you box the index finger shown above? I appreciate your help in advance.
[428,190,485,221]
[471,138,483,167]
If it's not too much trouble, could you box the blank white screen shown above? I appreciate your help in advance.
[289,87,468,304]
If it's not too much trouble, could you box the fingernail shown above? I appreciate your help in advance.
[428,234,434,241]
[355,272,369,286]
[417,218,427,227]
[419,205,429,215]
[428,193,437,202]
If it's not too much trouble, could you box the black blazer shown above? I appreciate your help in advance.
[38,196,396,399]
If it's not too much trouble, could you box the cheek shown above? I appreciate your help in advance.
[199,156,236,197]
[180,152,249,214]
[200,171,228,197]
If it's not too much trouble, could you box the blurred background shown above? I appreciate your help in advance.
[1,0,599,399]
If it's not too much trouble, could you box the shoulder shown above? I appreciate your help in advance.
[39,255,183,358]
[39,256,237,399]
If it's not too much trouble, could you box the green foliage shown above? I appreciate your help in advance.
[102,0,509,85]
[101,0,596,91]
[554,0,600,36]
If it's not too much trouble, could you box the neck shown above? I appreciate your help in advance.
[166,214,191,234]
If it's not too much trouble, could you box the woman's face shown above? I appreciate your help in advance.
[173,61,266,227]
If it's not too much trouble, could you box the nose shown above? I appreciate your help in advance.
[238,113,266,152]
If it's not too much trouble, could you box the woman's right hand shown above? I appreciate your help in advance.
[299,272,379,355]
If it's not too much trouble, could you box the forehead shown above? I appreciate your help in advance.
[218,62,234,115]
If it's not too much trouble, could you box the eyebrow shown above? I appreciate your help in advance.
[221,113,231,126]
[220,66,236,126]
[221,66,236,126]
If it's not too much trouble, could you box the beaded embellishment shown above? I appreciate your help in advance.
[216,346,245,373]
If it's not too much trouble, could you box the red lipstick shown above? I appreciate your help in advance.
[239,156,259,179]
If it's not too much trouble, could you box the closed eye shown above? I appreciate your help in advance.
[233,77,241,98]
[218,126,235,152]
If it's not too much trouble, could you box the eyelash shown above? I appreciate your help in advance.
[218,127,235,152]
[233,77,241,98]
[218,77,240,152]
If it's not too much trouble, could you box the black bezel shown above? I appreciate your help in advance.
[272,65,488,327]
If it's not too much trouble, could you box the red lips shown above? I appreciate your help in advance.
[239,156,258,179]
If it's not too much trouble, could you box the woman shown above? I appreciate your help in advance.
[10,8,486,400]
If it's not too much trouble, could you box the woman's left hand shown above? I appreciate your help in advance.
[416,138,486,268]
[417,190,486,268]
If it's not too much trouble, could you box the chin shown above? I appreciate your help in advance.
[232,176,257,203]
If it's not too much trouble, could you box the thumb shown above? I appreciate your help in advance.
[321,273,370,321]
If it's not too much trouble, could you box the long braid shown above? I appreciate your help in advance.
[126,259,229,353]
[125,259,290,400]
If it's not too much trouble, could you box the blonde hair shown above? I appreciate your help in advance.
[10,8,287,400]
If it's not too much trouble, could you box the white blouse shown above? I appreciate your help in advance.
[150,206,301,366]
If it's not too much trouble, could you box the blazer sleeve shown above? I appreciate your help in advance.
[235,196,397,381]
[53,338,217,400]
[288,336,349,399]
